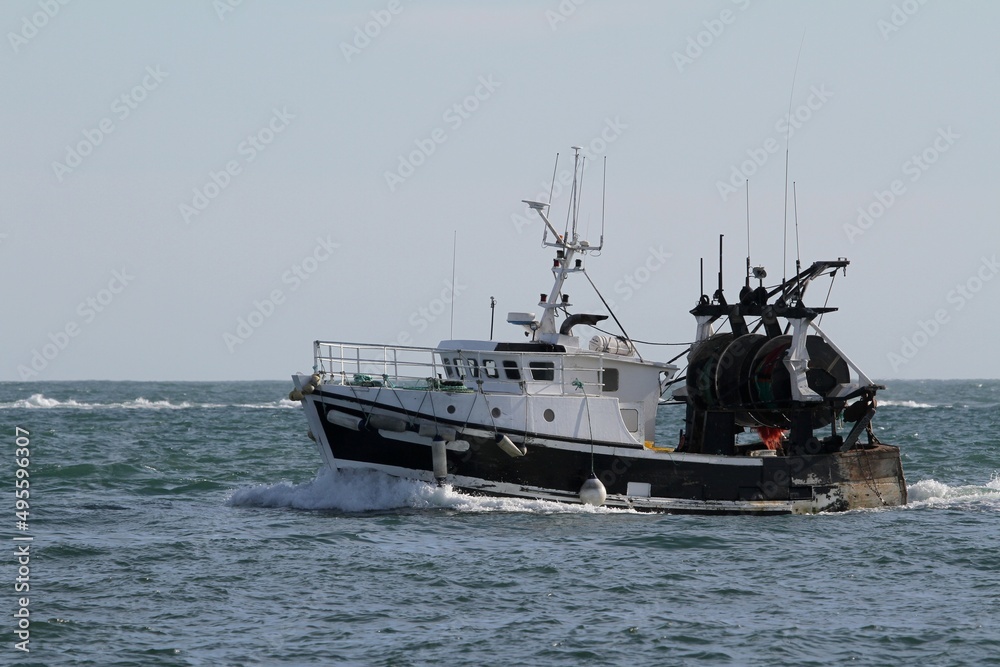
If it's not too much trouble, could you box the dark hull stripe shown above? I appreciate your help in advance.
[312,401,907,511]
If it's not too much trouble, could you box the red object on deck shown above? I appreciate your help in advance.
[756,426,786,450]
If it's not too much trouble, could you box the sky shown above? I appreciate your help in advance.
[2,0,998,381]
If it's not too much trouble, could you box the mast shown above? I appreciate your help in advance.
[522,146,595,337]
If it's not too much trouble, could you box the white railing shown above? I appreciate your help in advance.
[313,340,606,395]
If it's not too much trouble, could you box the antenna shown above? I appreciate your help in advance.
[450,230,457,339]
[547,153,559,206]
[782,34,806,285]
[543,153,559,245]
[564,147,582,240]
[717,234,724,297]
[700,257,705,299]
[599,156,607,250]
[745,179,751,289]
[575,156,586,243]
[489,296,496,340]
[793,181,802,276]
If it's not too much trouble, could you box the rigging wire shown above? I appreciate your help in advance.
[580,269,644,361]
[589,322,692,347]
[817,271,838,326]
[782,33,807,286]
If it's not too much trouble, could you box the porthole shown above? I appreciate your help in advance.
[447,405,456,414]
[543,408,555,422]
[492,407,501,418]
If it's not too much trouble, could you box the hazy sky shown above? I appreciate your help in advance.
[3,0,998,381]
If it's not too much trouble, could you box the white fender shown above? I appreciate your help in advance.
[495,433,526,458]
[432,435,449,482]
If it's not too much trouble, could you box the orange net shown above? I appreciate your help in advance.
[756,426,786,451]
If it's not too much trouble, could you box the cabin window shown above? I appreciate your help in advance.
[502,360,521,380]
[602,368,620,392]
[467,359,479,378]
[454,360,466,380]
[621,408,639,433]
[529,361,555,381]
[441,357,453,379]
[483,359,499,379]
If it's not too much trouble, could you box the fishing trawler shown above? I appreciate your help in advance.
[289,148,906,514]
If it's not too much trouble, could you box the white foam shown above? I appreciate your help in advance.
[987,473,1000,492]
[4,393,75,409]
[227,466,628,514]
[0,394,200,410]
[879,400,937,409]
[906,476,1000,509]
[126,397,197,409]
[234,399,301,409]
[0,394,298,411]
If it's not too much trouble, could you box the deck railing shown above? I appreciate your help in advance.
[313,340,606,395]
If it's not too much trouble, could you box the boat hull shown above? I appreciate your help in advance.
[302,393,907,515]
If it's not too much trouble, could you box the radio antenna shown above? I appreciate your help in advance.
[576,156,586,242]
[599,156,607,250]
[745,179,751,288]
[782,33,806,286]
[700,258,705,299]
[793,181,802,276]
[450,230,457,339]
[543,153,560,245]
[717,234,724,297]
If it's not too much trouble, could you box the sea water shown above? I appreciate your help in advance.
[1,380,998,666]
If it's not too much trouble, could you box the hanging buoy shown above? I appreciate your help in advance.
[326,408,364,431]
[431,435,449,483]
[364,414,408,432]
[579,473,607,506]
[301,373,323,395]
[288,389,304,401]
[494,433,525,457]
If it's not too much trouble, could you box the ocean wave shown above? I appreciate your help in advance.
[0,393,299,410]
[227,466,626,514]
[879,399,1000,410]
[234,399,301,410]
[879,400,938,409]
[906,476,1000,509]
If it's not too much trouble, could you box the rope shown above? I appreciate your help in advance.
[581,270,644,361]
[858,445,888,507]
[463,384,481,433]
[817,272,837,327]
[479,382,502,435]
[573,378,596,474]
[590,322,693,347]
